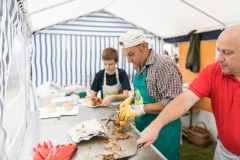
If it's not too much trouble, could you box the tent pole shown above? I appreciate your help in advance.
[23,17,28,125]
[160,39,164,55]
[180,0,225,27]
[102,0,116,9]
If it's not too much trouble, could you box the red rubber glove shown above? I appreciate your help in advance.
[32,144,45,160]
[38,141,54,158]
[46,143,78,160]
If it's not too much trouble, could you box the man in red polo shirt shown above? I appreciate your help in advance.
[136,24,240,159]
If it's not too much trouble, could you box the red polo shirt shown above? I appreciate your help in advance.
[189,62,240,155]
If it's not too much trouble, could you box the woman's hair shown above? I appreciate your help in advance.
[102,47,118,62]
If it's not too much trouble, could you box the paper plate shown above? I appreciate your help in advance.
[60,106,79,115]
[80,102,100,108]
[39,108,61,119]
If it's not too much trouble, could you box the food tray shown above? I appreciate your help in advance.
[70,120,135,159]
[70,119,165,160]
[69,118,109,143]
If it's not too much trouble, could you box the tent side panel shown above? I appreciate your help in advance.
[0,0,30,159]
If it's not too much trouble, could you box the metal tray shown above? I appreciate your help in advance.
[71,119,166,160]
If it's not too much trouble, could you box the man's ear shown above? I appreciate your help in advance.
[142,42,148,50]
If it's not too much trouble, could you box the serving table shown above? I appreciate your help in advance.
[19,104,166,160]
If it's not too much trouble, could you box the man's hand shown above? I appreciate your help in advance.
[118,104,145,121]
[119,96,134,110]
[136,121,161,148]
[46,143,78,160]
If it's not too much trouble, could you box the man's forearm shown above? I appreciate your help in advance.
[144,101,165,114]
[151,90,199,129]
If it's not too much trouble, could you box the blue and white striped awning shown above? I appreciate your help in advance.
[32,11,161,95]
[37,11,158,37]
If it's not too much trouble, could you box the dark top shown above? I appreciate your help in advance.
[91,68,131,98]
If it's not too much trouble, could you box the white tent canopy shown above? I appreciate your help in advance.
[1,1,240,159]
[4,0,240,159]
[24,0,240,38]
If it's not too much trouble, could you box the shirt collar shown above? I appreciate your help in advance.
[222,72,240,82]
[136,49,155,74]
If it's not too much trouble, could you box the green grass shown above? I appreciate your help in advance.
[180,137,216,160]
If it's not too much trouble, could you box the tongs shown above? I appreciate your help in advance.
[114,143,144,160]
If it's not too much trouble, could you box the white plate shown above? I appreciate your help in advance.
[80,102,100,108]
[60,106,79,115]
[39,108,61,119]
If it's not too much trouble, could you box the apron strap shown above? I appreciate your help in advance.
[103,68,119,84]
[144,65,149,76]
[115,69,120,83]
[103,70,107,85]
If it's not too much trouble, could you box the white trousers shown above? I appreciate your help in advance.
[214,140,240,160]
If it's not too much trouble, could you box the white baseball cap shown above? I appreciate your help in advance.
[119,30,154,49]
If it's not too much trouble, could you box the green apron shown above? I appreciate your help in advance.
[134,66,181,160]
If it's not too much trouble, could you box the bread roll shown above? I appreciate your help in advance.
[43,105,56,113]
[84,97,93,105]
[62,102,74,110]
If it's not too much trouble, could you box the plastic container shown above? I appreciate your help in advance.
[64,84,87,98]
[66,92,87,98]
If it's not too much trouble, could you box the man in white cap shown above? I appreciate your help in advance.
[118,30,183,160]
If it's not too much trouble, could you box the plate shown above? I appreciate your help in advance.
[80,102,100,108]
[60,106,79,115]
[39,108,61,119]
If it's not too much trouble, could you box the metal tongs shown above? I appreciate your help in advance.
[114,143,144,160]
[101,116,114,125]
